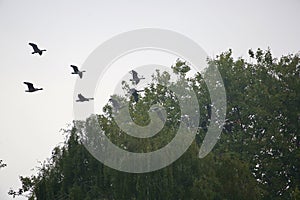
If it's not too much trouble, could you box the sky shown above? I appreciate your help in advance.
[0,0,299,199]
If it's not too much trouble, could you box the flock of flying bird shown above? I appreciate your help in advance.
[24,43,231,133]
[24,42,146,104]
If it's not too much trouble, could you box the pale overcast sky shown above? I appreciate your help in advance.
[0,0,299,199]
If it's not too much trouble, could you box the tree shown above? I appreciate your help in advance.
[9,49,299,199]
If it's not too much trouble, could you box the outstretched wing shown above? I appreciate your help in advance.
[131,70,138,79]
[71,65,79,72]
[129,88,144,94]
[28,43,39,51]
[129,88,137,94]
[78,93,85,101]
[109,98,120,109]
[23,82,35,90]
[79,72,83,79]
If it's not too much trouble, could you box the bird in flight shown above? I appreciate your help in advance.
[109,98,121,111]
[76,94,94,102]
[28,43,46,56]
[109,97,126,112]
[23,82,43,92]
[129,70,145,85]
[70,65,86,79]
[150,106,167,122]
[129,88,144,103]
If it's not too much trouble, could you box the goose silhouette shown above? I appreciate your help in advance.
[129,88,144,103]
[28,43,46,56]
[76,94,93,102]
[109,98,121,110]
[23,82,43,92]
[71,65,86,79]
[129,70,145,85]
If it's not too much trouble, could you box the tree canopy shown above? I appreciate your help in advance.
[9,49,300,199]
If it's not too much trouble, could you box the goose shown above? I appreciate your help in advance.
[109,98,121,110]
[129,88,144,103]
[71,65,86,79]
[150,106,166,122]
[223,119,233,133]
[28,43,46,55]
[76,94,94,102]
[109,98,126,112]
[129,70,145,85]
[23,82,43,92]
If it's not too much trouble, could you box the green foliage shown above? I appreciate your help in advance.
[9,49,300,199]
